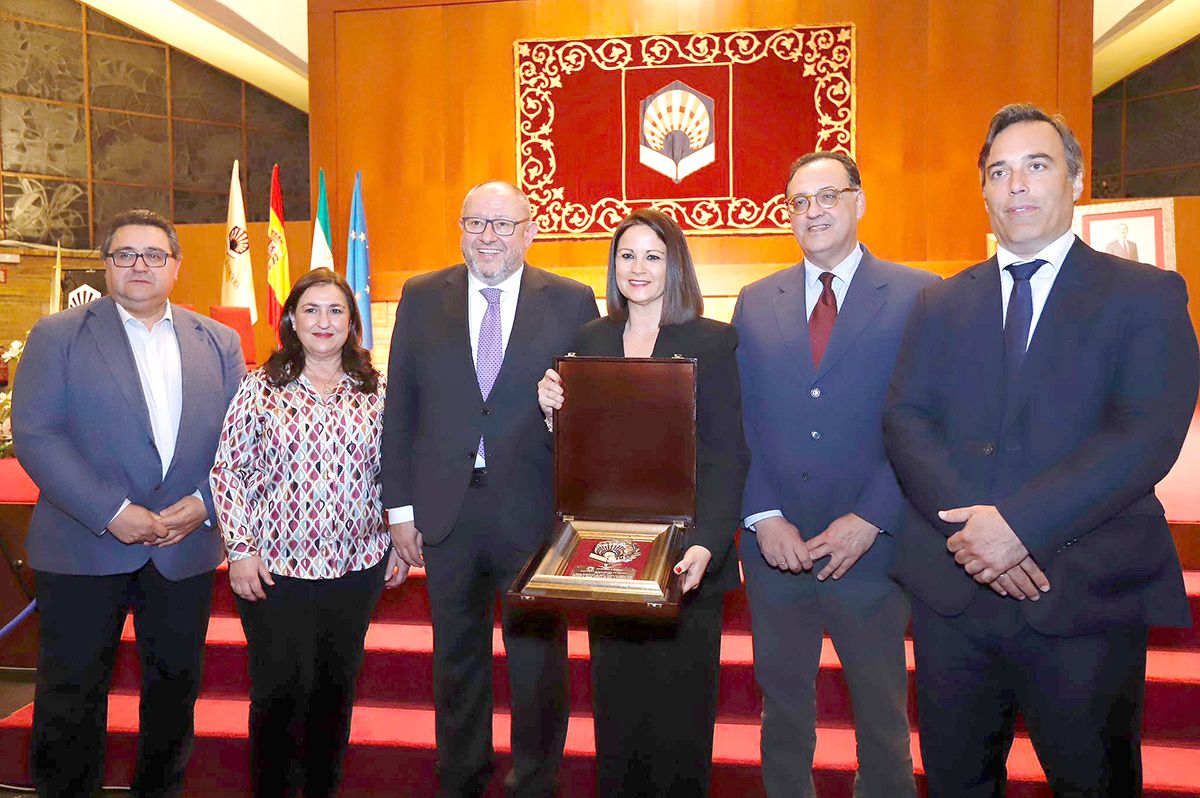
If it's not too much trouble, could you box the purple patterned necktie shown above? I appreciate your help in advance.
[476,287,503,458]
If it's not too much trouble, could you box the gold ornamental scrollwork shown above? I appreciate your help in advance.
[515,26,855,237]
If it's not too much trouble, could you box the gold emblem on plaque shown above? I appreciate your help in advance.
[573,538,642,579]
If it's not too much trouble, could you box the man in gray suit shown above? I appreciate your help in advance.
[12,209,245,798]
[732,152,937,797]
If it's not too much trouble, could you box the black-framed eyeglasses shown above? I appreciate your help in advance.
[785,187,859,215]
[459,217,529,237]
[107,248,172,268]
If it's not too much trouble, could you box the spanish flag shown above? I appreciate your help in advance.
[265,164,291,340]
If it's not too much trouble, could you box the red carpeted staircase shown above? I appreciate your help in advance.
[2,561,1200,796]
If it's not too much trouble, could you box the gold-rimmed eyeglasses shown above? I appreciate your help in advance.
[785,187,859,215]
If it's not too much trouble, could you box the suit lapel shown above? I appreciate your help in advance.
[770,264,815,384]
[1001,239,1097,432]
[442,266,479,395]
[651,321,682,359]
[815,249,887,379]
[965,259,1007,427]
[86,298,154,442]
[166,309,206,480]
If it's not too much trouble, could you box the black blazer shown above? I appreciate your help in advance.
[571,316,750,594]
[884,238,1199,634]
[380,264,599,549]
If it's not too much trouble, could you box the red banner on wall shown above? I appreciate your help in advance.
[515,26,855,238]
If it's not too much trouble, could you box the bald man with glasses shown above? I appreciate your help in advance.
[732,152,938,797]
[13,208,245,797]
[381,181,598,798]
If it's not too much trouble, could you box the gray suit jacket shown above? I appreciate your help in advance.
[12,297,245,580]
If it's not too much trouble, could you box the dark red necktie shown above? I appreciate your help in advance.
[809,271,837,367]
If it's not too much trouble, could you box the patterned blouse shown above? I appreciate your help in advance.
[211,369,390,579]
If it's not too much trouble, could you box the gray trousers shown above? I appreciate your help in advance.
[742,533,915,798]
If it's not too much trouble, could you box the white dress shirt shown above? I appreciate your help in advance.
[744,245,865,532]
[387,266,525,526]
[803,244,863,321]
[109,302,198,528]
[995,229,1074,348]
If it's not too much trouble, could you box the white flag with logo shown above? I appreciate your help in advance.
[221,159,257,323]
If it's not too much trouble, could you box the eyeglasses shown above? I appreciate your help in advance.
[107,248,172,268]
[785,187,859,215]
[459,217,529,237]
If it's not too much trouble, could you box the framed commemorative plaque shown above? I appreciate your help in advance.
[508,355,697,617]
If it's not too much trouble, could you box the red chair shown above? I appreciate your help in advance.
[209,305,257,367]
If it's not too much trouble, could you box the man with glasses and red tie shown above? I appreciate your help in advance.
[12,209,245,797]
[381,181,597,798]
[732,152,937,797]
[885,104,1199,797]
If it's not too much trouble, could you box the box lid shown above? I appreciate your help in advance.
[554,355,697,524]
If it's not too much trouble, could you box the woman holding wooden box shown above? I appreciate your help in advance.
[537,208,750,798]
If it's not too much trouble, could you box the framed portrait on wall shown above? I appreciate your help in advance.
[1072,198,1176,271]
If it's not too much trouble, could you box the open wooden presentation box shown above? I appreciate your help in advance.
[508,355,697,617]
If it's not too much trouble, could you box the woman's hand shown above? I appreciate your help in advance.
[383,548,410,589]
[673,545,712,594]
[537,368,564,424]
[229,555,274,602]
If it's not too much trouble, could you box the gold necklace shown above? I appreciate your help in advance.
[304,366,342,396]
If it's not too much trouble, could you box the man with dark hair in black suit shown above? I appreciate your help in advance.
[885,104,1199,796]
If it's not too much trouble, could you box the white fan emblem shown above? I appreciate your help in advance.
[638,81,716,183]
[68,284,101,308]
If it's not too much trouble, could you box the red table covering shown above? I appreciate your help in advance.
[0,458,38,505]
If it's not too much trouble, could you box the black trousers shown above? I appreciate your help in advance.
[422,476,569,798]
[911,592,1148,798]
[32,563,213,798]
[588,589,725,798]
[234,555,387,798]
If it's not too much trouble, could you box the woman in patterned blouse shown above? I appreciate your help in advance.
[211,267,405,798]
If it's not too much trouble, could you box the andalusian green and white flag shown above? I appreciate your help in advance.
[309,168,334,271]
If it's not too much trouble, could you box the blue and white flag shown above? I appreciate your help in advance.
[347,170,373,350]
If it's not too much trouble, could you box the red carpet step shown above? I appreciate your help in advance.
[110,618,1200,741]
[3,696,1200,797]
[208,566,1200,648]
[2,569,1198,796]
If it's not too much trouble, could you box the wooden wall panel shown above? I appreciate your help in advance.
[309,0,1094,302]
[173,219,313,362]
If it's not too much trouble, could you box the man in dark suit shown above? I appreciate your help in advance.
[885,104,1199,796]
[732,152,937,797]
[381,181,598,798]
[1105,223,1140,261]
[12,209,245,798]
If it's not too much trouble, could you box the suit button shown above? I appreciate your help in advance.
[466,450,476,460]
[481,407,492,415]
[982,442,995,456]
[810,388,821,398]
[801,472,811,481]
[810,430,821,440]
[154,484,161,492]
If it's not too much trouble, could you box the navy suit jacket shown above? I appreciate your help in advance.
[380,264,599,550]
[733,247,940,583]
[884,238,1199,634]
[12,297,245,580]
